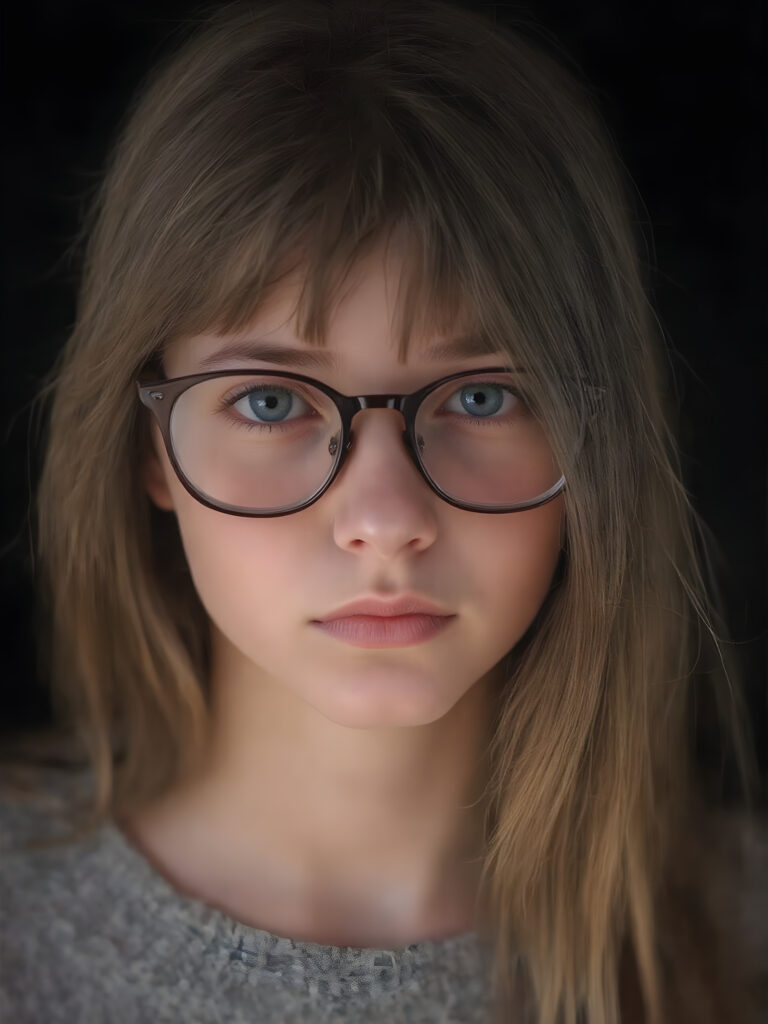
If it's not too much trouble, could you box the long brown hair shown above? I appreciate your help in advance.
[7,2,761,1022]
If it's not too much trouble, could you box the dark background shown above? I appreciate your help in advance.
[2,1,765,791]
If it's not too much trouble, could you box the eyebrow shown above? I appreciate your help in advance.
[196,333,508,371]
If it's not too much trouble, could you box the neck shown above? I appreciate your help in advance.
[123,630,503,946]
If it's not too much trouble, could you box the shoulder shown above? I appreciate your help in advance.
[681,804,768,948]
[0,757,101,924]
[658,803,768,1024]
[0,754,85,828]
[0,758,143,1022]
[0,754,96,849]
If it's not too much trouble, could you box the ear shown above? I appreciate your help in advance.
[141,429,176,511]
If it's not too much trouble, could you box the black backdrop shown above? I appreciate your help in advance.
[2,1,765,791]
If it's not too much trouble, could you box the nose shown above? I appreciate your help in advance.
[342,405,428,481]
[329,408,438,557]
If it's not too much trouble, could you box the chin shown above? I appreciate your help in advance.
[304,668,465,729]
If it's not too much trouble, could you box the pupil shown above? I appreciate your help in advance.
[246,389,289,422]
[461,385,501,416]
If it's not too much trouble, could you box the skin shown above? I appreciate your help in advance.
[123,240,565,948]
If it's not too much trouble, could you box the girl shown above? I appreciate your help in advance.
[1,2,764,1022]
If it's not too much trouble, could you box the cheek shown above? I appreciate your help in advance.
[456,497,564,635]
[154,435,304,625]
[171,495,310,639]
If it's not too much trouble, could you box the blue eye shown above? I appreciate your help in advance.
[232,386,309,424]
[443,383,519,420]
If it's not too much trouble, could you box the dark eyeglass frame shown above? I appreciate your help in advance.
[136,366,570,518]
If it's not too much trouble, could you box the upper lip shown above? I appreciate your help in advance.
[315,594,453,621]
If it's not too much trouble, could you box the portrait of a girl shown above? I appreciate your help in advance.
[1,2,765,1022]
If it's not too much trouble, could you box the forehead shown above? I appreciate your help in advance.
[163,241,498,375]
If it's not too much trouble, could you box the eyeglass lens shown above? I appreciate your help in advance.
[167,372,561,514]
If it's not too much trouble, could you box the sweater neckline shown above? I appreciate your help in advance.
[6,760,494,998]
[101,816,490,994]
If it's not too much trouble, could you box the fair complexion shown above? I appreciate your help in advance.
[123,241,565,948]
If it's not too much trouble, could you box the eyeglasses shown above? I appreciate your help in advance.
[136,367,567,517]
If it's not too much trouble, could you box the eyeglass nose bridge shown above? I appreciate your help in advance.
[333,398,425,478]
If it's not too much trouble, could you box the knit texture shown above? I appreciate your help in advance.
[0,765,500,1024]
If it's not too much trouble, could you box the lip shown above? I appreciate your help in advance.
[315,594,453,621]
[312,613,455,648]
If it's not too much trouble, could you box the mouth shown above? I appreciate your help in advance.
[310,612,456,649]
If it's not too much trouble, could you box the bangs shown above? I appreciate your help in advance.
[161,166,483,367]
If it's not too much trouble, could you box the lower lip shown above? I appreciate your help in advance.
[312,614,455,648]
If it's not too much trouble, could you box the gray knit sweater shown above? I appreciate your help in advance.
[5,765,767,1024]
[0,765,500,1024]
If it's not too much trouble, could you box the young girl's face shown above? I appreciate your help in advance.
[144,243,565,728]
